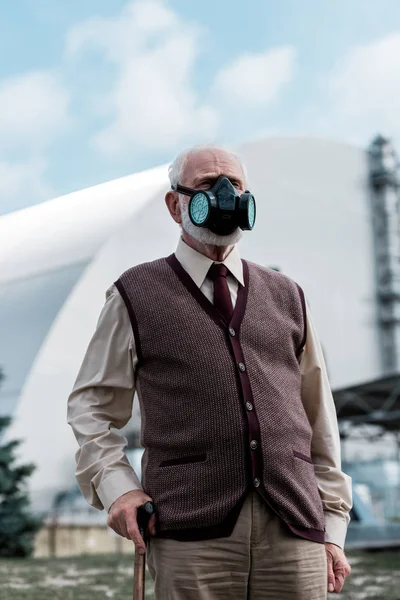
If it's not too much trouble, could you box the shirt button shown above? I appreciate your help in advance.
[238,362,246,372]
[250,440,258,450]
[253,478,260,488]
[245,401,253,411]
[229,327,236,337]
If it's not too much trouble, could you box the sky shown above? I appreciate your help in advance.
[1,0,400,214]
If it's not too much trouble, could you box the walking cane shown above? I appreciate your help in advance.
[133,501,155,600]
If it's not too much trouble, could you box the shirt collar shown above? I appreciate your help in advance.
[174,237,244,288]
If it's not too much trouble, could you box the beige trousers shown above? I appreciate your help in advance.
[147,491,327,599]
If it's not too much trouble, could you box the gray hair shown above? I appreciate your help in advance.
[168,144,248,189]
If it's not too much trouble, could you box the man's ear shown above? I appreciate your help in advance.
[165,191,182,224]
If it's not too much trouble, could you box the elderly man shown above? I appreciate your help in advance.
[67,146,352,599]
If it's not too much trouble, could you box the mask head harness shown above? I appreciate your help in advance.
[172,175,256,236]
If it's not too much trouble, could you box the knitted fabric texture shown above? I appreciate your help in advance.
[115,256,325,539]
[242,261,324,530]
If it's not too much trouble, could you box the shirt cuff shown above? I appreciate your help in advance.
[324,511,349,550]
[96,469,143,513]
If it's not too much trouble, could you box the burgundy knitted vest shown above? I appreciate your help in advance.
[114,254,325,544]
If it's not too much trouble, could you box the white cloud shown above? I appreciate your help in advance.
[65,0,295,157]
[318,33,400,142]
[0,0,297,212]
[0,70,70,155]
[66,0,219,155]
[93,36,219,154]
[66,0,178,63]
[0,69,70,212]
[213,47,296,109]
[0,159,53,214]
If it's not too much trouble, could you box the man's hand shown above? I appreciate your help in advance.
[325,542,351,593]
[107,490,157,554]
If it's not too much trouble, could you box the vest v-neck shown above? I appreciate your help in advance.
[165,253,249,333]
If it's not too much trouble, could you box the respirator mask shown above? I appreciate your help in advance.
[172,176,256,236]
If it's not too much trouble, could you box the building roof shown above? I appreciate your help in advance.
[334,374,400,431]
[0,164,168,284]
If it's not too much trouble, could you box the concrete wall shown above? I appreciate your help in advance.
[34,524,135,558]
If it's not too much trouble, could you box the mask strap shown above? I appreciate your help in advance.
[171,184,195,197]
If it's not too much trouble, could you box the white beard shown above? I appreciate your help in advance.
[179,195,243,247]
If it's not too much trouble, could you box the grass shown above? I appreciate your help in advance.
[0,550,399,599]
[0,553,154,600]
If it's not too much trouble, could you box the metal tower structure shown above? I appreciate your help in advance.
[368,135,400,374]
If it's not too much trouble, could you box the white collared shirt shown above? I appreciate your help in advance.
[67,237,352,549]
[175,237,243,306]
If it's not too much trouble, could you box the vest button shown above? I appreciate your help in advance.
[253,478,260,488]
[229,327,236,337]
[245,401,253,411]
[238,362,246,372]
[250,440,258,450]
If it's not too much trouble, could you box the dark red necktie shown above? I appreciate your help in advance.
[208,263,234,322]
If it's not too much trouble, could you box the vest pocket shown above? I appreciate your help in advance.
[293,450,313,464]
[159,454,207,467]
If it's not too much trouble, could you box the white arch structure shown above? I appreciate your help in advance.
[0,137,379,512]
